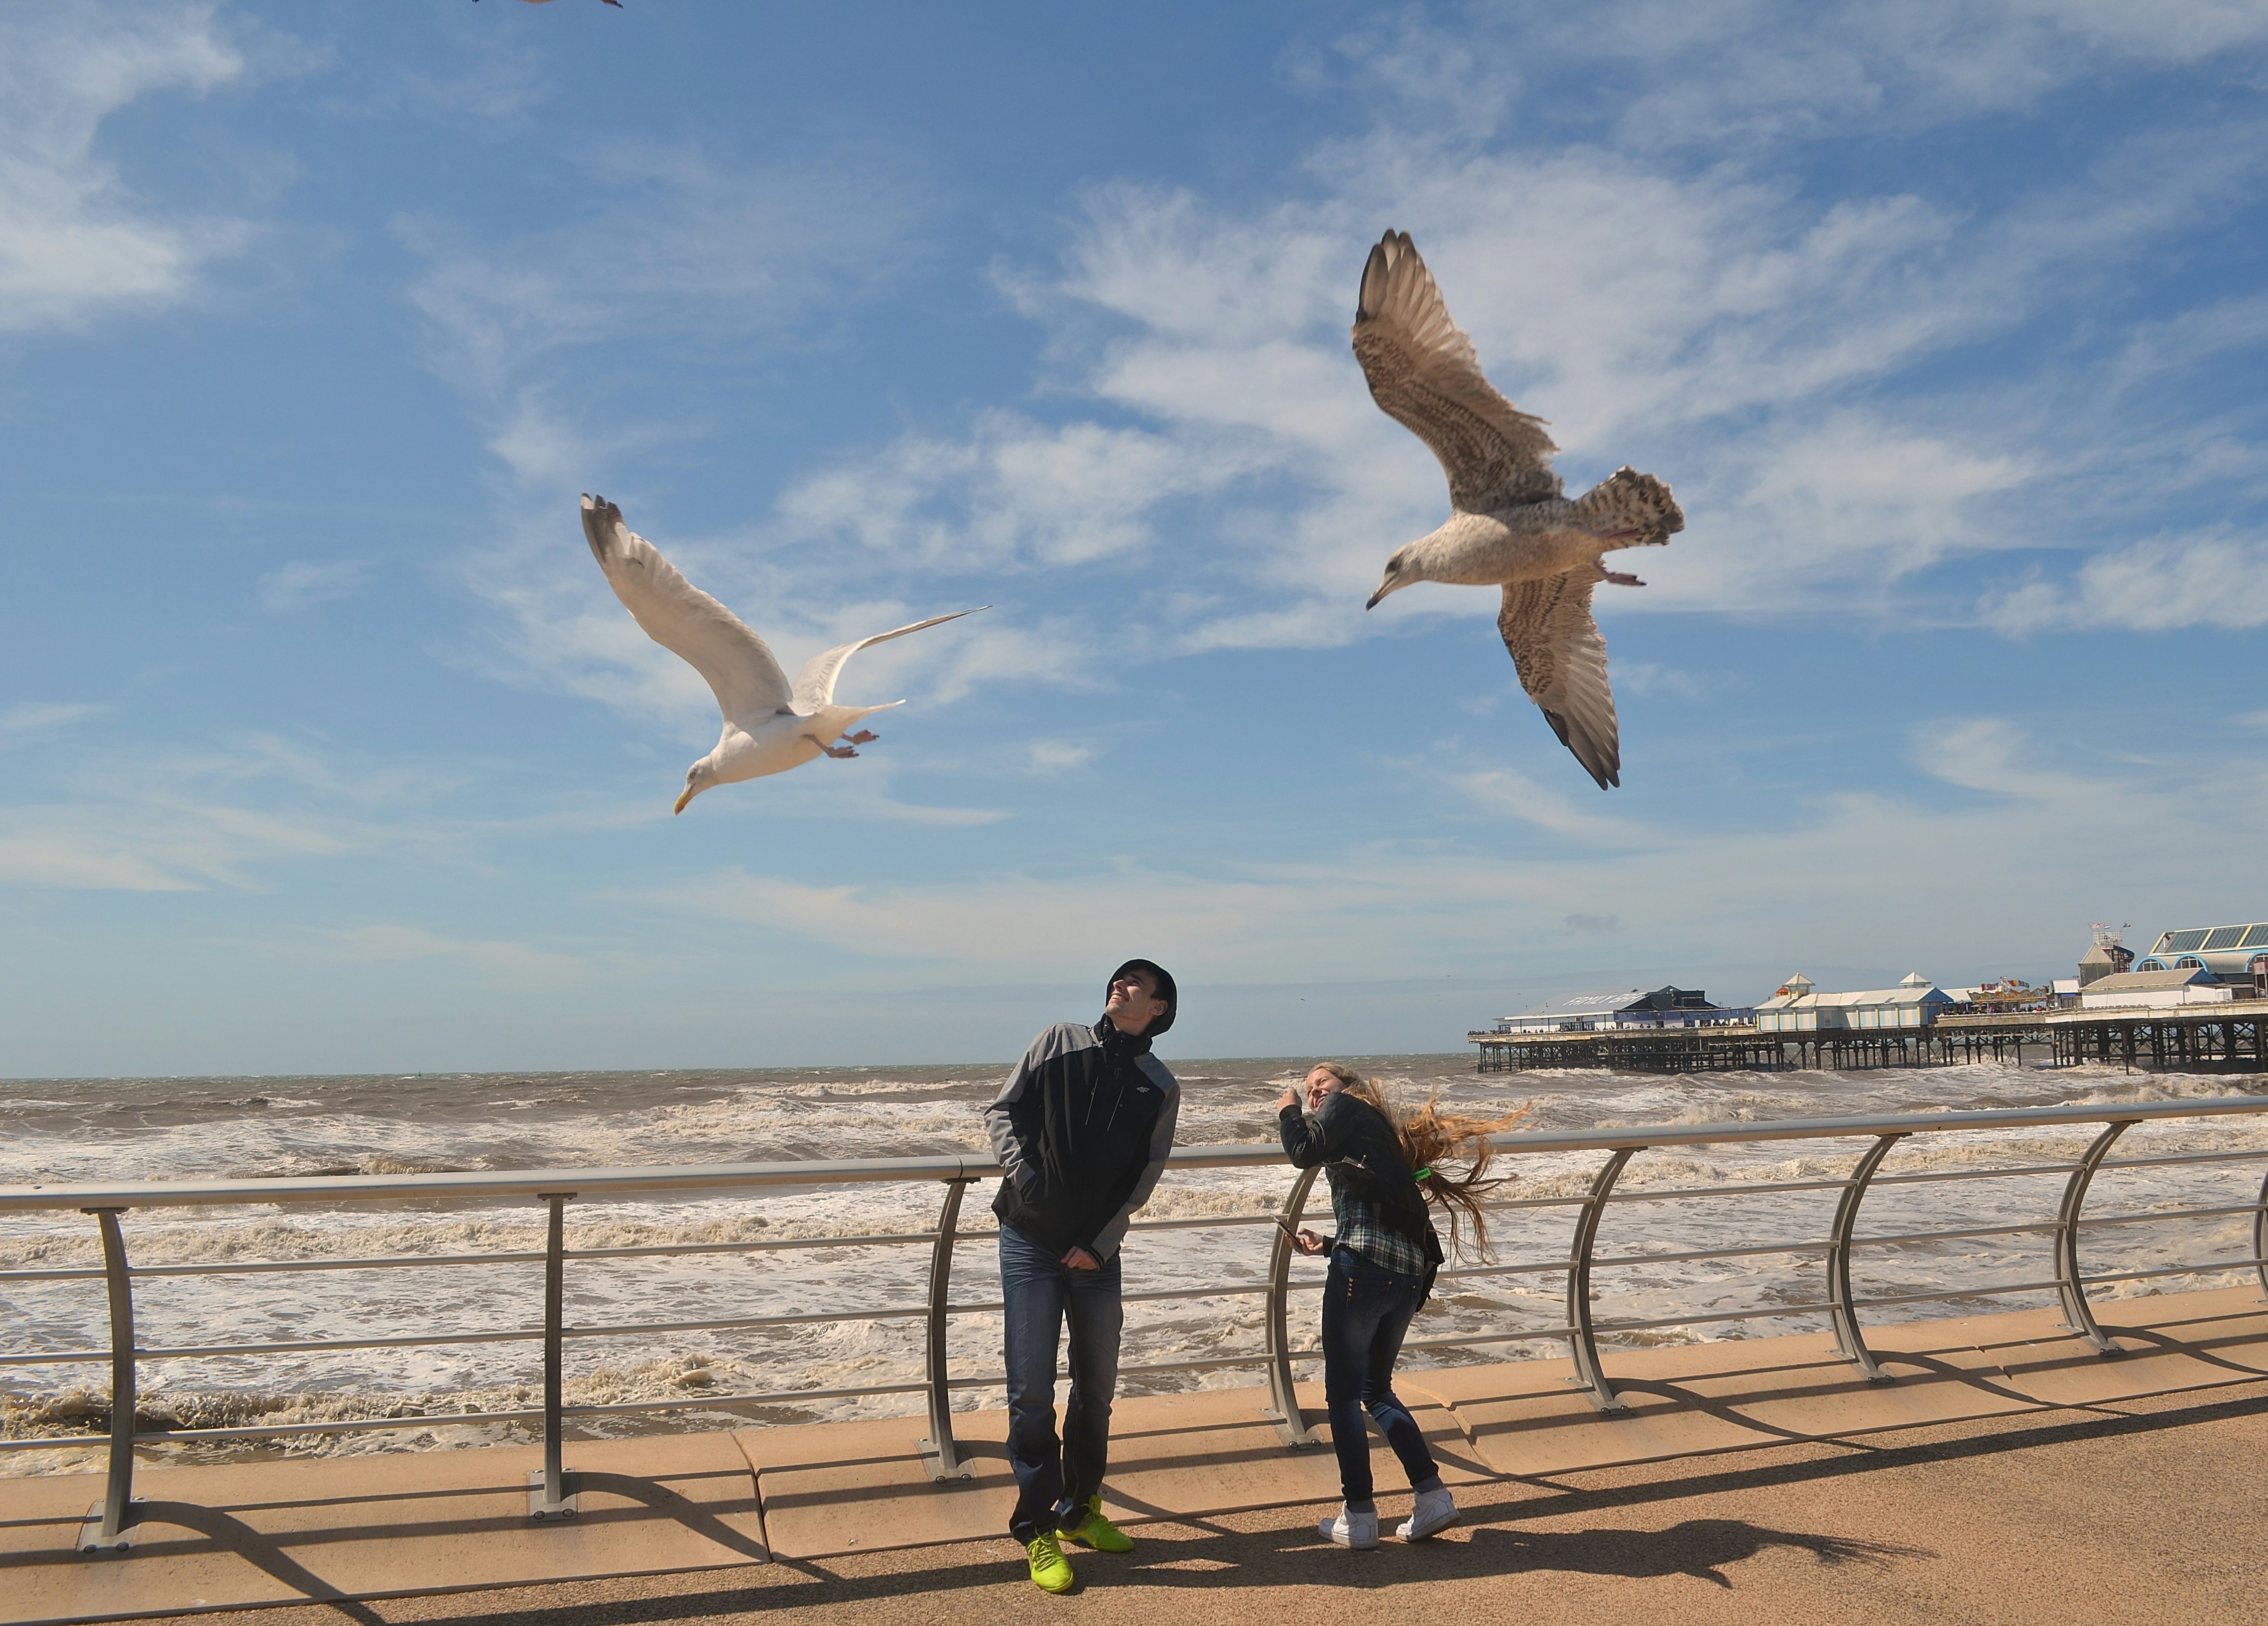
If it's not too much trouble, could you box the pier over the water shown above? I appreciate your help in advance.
[1471,999,2268,1073]
[5,1096,2268,1623]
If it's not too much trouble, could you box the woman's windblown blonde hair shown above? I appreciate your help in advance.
[1311,1063,1532,1260]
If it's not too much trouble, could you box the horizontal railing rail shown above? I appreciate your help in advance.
[6,1094,2268,1548]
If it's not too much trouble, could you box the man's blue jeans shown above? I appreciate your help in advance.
[1321,1244,1440,1504]
[1000,1223,1123,1543]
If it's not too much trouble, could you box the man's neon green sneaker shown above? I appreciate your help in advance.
[1062,1496,1134,1553]
[1026,1531,1075,1593]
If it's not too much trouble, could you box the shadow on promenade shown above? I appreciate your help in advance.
[363,1388,2268,1626]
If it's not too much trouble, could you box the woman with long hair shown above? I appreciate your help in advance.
[1276,1063,1528,1549]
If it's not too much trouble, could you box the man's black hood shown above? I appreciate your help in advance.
[1107,958,1178,1037]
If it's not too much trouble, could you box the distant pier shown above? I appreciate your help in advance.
[1470,1000,2268,1074]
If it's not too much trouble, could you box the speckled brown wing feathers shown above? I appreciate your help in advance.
[1499,570,1620,790]
[1352,230,1562,514]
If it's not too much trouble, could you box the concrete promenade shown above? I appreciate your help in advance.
[5,1286,2267,1625]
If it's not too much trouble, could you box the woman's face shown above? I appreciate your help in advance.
[1303,1067,1342,1112]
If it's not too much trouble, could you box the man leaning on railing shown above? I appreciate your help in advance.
[982,958,1181,1595]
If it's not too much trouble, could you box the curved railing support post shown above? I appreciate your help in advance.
[1566,1148,1638,1414]
[2254,1161,2268,1304]
[1826,1134,1905,1380]
[78,1208,136,1553]
[2055,1122,2135,1355]
[1262,1165,1323,1447]
[919,1178,974,1480]
[530,1192,578,1519]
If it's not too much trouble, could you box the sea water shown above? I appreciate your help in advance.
[2,1055,2262,1473]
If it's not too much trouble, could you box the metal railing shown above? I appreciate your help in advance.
[5,1096,2268,1550]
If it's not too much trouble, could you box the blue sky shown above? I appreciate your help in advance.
[2,1,2265,1076]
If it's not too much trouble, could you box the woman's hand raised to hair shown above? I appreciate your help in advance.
[1276,1086,1302,1113]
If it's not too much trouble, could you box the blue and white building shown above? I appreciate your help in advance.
[1489,986,1754,1034]
[2133,922,2268,992]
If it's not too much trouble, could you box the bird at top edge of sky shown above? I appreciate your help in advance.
[1351,229,1686,790]
[579,495,986,814]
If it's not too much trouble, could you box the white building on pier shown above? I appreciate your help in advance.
[1754,972,1952,1033]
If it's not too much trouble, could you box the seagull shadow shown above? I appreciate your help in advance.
[1465,1516,1928,1589]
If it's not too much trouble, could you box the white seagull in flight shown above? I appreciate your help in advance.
[1352,230,1685,789]
[580,495,985,813]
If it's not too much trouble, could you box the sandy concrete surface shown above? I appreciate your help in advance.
[114,1385,2268,1626]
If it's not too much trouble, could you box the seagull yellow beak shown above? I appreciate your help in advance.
[673,788,694,815]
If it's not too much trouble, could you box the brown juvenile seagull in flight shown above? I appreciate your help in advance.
[1353,229,1684,790]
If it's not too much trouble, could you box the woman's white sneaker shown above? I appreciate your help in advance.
[1318,1503,1379,1549]
[1397,1487,1457,1541]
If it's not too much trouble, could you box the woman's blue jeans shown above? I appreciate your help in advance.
[1321,1244,1439,1504]
[1000,1223,1123,1543]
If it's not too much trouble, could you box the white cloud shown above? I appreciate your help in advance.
[1453,765,1650,840]
[609,718,2267,988]
[1335,3,2268,153]
[0,701,109,737]
[0,736,467,893]
[313,924,594,993]
[1980,532,2268,633]
[0,827,200,891]
[1614,664,1724,701]
[1019,739,1099,774]
[760,107,2259,661]
[258,559,371,613]
[778,407,1267,573]
[0,1,274,332]
[397,143,921,482]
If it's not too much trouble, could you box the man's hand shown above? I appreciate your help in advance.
[1276,1086,1302,1113]
[1293,1227,1329,1256]
[1063,1245,1102,1270]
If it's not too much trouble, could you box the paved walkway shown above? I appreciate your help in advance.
[6,1286,2267,1625]
[90,1388,2268,1626]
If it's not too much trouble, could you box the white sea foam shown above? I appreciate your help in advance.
[3,1055,2263,1475]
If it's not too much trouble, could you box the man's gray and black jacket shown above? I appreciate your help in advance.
[985,1019,1179,1262]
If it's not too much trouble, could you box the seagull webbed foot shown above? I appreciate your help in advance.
[846,730,879,744]
[804,734,860,760]
[1604,570,1646,587]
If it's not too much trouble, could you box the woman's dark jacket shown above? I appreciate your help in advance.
[1278,1089,1442,1289]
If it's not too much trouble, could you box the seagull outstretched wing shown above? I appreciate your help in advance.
[1352,229,1562,514]
[580,494,792,727]
[791,608,989,715]
[1498,569,1620,790]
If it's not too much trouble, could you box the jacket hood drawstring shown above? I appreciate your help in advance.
[1089,1018,1150,1133]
